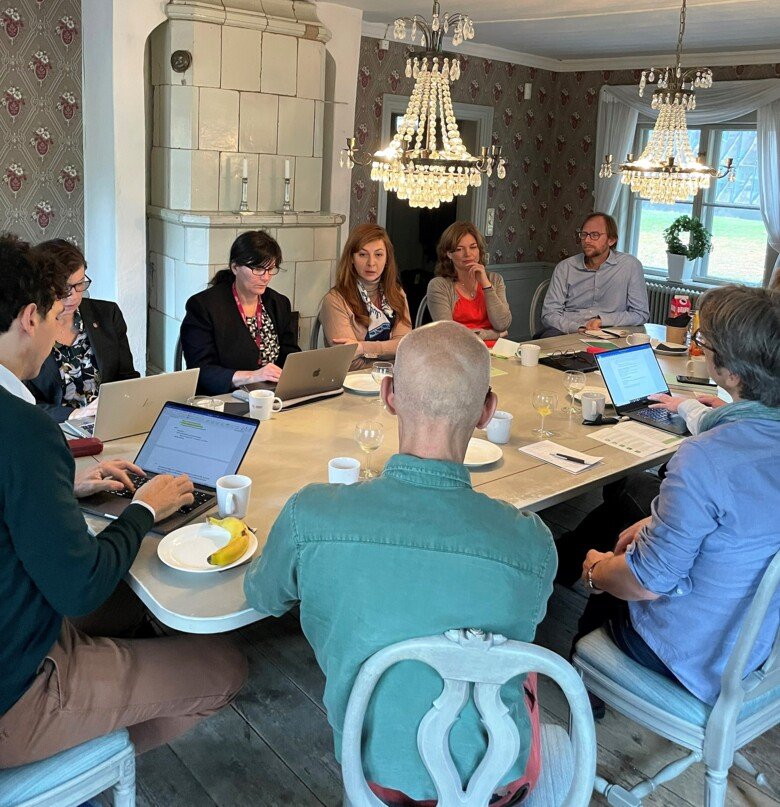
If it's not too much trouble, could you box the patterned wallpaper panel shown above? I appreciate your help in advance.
[350,36,780,266]
[0,0,83,246]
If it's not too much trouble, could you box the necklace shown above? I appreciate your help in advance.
[456,279,477,299]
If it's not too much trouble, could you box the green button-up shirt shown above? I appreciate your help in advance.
[244,454,556,799]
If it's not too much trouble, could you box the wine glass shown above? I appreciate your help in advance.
[355,421,384,479]
[370,361,393,404]
[531,390,558,438]
[561,371,587,414]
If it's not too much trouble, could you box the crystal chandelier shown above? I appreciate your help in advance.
[600,0,734,204]
[341,1,507,209]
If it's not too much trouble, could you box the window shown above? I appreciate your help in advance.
[623,122,768,286]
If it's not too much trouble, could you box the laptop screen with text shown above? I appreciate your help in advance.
[134,402,257,488]
[596,344,669,409]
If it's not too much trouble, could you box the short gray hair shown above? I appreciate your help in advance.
[699,284,779,406]
[393,322,490,431]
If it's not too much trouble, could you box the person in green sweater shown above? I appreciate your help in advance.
[244,321,556,805]
[0,234,247,768]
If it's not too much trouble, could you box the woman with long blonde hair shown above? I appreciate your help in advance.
[319,223,411,369]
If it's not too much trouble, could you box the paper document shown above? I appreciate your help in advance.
[585,328,628,339]
[589,421,683,458]
[490,338,520,358]
[581,339,619,350]
[519,441,603,474]
[490,366,508,378]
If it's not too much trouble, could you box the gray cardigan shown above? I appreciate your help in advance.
[426,273,512,341]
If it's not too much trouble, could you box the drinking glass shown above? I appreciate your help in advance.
[370,361,393,404]
[355,421,384,479]
[561,371,587,414]
[531,390,558,438]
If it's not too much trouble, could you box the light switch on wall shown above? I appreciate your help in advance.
[486,207,495,236]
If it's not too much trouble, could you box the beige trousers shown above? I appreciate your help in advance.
[0,583,247,768]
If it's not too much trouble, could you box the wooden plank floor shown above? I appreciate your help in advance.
[129,489,780,807]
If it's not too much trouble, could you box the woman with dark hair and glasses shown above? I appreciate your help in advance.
[181,230,300,394]
[26,239,139,422]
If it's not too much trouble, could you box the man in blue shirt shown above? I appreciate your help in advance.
[244,321,556,804]
[540,212,649,336]
[577,284,780,705]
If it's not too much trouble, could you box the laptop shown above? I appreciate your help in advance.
[595,344,690,436]
[80,401,259,535]
[233,344,356,408]
[62,369,200,441]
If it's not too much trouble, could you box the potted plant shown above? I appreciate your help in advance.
[663,215,712,282]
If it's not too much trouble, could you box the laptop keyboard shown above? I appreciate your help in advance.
[110,473,213,515]
[635,407,675,421]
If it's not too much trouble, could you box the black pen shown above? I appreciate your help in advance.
[553,452,588,464]
[601,329,623,338]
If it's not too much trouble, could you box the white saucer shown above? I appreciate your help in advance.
[574,386,614,407]
[343,374,380,395]
[465,437,503,467]
[157,522,257,573]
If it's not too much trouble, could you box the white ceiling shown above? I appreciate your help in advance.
[345,0,780,70]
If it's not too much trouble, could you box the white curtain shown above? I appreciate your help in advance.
[593,86,639,214]
[594,80,780,279]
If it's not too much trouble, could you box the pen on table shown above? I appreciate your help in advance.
[601,329,623,338]
[553,452,588,465]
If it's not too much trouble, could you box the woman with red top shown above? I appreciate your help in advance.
[426,222,512,347]
[180,231,301,394]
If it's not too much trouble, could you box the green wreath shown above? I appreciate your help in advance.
[663,215,713,260]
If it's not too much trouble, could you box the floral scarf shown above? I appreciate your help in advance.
[54,309,100,408]
[358,281,395,342]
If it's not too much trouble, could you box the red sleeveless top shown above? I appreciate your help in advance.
[453,285,496,348]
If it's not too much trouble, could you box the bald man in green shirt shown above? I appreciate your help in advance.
[245,321,556,804]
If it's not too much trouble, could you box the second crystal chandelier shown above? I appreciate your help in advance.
[343,1,506,209]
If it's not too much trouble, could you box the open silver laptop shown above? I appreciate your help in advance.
[62,369,200,441]
[233,344,356,408]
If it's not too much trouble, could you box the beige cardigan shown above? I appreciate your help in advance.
[318,288,412,370]
[426,272,512,341]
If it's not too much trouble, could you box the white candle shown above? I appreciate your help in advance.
[284,159,291,180]
[242,158,248,180]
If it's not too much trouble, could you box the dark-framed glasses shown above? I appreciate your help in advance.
[576,230,604,241]
[63,275,92,296]
[692,330,708,349]
[248,261,280,276]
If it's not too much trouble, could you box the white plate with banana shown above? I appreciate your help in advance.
[157,517,257,573]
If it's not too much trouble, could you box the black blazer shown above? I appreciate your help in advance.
[180,281,301,395]
[26,298,139,423]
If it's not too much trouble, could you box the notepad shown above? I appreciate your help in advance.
[519,441,603,474]
[490,338,520,358]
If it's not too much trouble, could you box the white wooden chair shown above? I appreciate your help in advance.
[528,279,550,339]
[573,550,780,807]
[341,628,596,807]
[414,295,430,329]
[0,729,135,806]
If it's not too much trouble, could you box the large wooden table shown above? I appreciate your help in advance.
[81,326,699,633]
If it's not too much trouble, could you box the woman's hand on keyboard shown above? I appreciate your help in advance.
[647,393,685,413]
[73,459,146,498]
[133,474,195,522]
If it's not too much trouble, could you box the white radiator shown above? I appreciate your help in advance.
[646,282,702,324]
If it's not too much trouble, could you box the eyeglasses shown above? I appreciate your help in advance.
[692,330,711,350]
[576,230,604,241]
[62,275,92,297]
[247,261,280,277]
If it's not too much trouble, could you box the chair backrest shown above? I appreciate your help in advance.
[342,629,596,807]
[705,550,780,758]
[528,278,550,337]
[174,335,183,372]
[415,294,430,329]
[310,313,324,350]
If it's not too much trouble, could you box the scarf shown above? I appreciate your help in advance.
[699,399,780,434]
[358,280,394,342]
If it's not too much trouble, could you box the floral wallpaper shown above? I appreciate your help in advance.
[0,0,82,246]
[351,36,780,265]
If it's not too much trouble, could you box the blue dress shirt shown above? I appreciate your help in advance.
[542,250,649,333]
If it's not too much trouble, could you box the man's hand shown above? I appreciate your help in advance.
[133,474,195,522]
[74,459,144,499]
[647,393,687,413]
[69,398,99,420]
[584,317,602,331]
[248,363,282,384]
[582,549,613,593]
[614,516,652,555]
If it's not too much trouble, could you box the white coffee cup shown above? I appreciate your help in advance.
[188,395,225,412]
[517,343,541,367]
[249,389,283,421]
[581,391,607,422]
[626,333,651,346]
[486,410,513,444]
[216,474,252,518]
[328,457,361,485]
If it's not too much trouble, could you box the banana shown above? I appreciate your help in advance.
[206,516,251,566]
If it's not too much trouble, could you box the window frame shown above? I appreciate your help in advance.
[619,114,767,287]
